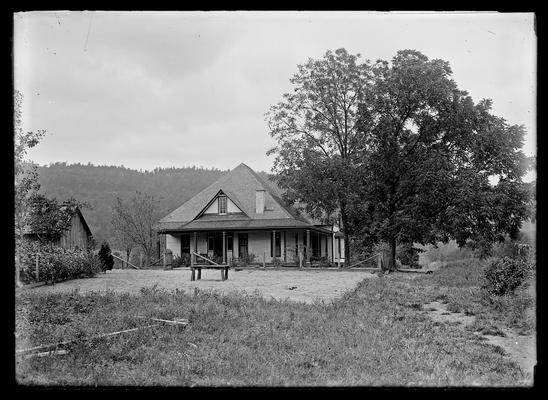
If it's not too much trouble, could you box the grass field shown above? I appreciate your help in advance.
[15,259,535,387]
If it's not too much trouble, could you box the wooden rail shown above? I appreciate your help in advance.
[348,253,380,268]
[112,254,139,269]
[191,251,222,266]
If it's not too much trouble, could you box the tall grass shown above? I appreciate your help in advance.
[16,259,533,386]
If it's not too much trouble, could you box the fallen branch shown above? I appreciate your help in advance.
[137,316,189,326]
[397,268,433,274]
[15,324,158,355]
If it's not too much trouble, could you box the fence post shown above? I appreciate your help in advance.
[35,253,39,282]
[377,253,381,270]
[263,252,266,268]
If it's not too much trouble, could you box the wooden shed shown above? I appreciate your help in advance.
[57,208,93,250]
[24,207,93,250]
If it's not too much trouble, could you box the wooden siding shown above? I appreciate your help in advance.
[58,213,91,250]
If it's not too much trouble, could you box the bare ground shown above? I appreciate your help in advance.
[21,268,377,304]
[423,300,536,383]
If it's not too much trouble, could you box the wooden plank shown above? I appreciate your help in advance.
[16,324,158,355]
[137,316,189,326]
[348,253,380,268]
[192,251,220,265]
[112,253,139,269]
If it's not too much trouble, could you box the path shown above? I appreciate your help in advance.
[423,300,536,383]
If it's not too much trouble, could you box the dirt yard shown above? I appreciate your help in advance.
[25,268,377,304]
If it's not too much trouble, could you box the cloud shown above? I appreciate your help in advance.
[15,11,536,172]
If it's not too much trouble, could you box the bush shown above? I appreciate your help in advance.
[172,254,191,268]
[271,256,282,267]
[229,253,257,267]
[98,242,114,272]
[397,243,423,268]
[18,240,102,284]
[310,256,333,268]
[483,256,533,296]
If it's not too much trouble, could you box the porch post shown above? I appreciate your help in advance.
[222,231,226,265]
[281,231,285,262]
[306,229,311,265]
[272,230,276,259]
[192,231,197,266]
[332,232,335,263]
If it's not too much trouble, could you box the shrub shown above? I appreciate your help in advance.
[172,254,191,268]
[230,253,257,267]
[482,256,533,296]
[310,256,332,268]
[98,242,114,273]
[397,243,423,268]
[271,256,282,267]
[18,240,101,284]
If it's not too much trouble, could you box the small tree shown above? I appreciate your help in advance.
[111,191,160,268]
[112,221,134,265]
[98,242,114,273]
[14,90,46,286]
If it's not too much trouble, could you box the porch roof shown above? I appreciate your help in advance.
[159,218,333,234]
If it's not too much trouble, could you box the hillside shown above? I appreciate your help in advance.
[36,163,228,243]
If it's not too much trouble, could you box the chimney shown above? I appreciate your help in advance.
[255,190,265,214]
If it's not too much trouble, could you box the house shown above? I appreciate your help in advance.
[156,163,345,266]
[23,207,93,250]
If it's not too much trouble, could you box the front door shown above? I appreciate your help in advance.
[213,232,223,258]
[181,234,190,256]
[238,233,248,257]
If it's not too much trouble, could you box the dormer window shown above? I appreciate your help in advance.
[218,196,227,215]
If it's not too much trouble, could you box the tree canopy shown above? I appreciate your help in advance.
[267,49,533,270]
[266,48,373,266]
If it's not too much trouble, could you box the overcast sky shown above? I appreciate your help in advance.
[14,11,536,175]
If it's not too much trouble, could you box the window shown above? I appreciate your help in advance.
[218,196,227,215]
[238,233,248,257]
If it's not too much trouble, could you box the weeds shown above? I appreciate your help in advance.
[16,259,534,386]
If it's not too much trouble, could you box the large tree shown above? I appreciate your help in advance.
[351,50,532,270]
[14,90,46,286]
[111,191,160,268]
[266,48,372,266]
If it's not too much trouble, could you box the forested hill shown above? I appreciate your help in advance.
[36,163,229,244]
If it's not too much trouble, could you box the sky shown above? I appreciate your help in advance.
[14,11,536,176]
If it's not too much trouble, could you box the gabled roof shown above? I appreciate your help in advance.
[194,189,247,219]
[157,163,315,231]
[23,206,92,237]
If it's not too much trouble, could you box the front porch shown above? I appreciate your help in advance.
[162,228,340,267]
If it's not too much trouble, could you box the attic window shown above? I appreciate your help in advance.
[218,196,227,215]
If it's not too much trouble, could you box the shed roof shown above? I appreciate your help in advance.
[23,206,92,237]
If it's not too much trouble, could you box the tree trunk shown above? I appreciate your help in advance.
[343,232,351,269]
[339,205,351,268]
[15,228,23,287]
[386,236,397,272]
[125,248,131,269]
